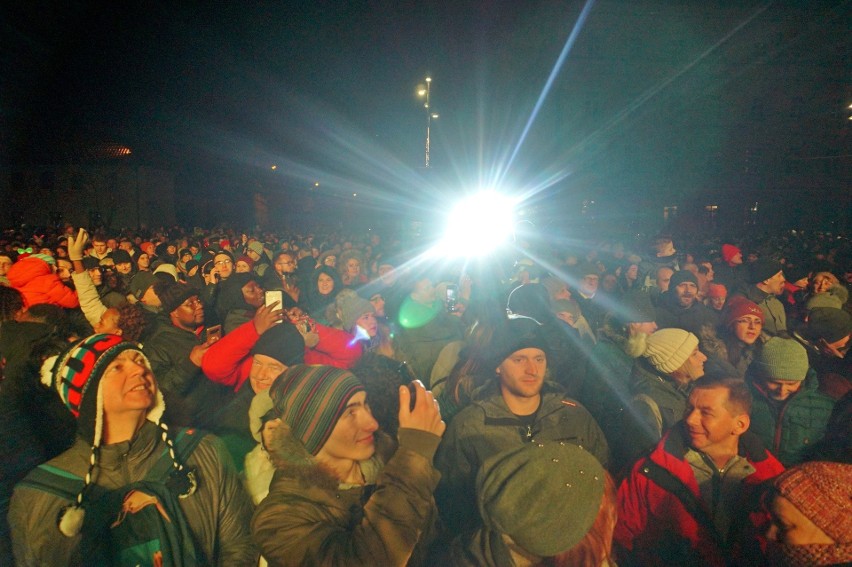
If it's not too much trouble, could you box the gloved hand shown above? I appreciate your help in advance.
[67,228,89,261]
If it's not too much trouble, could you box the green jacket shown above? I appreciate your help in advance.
[435,380,609,535]
[737,286,787,336]
[747,368,835,466]
[9,422,257,566]
[251,426,441,567]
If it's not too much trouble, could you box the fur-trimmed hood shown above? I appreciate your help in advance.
[265,420,396,492]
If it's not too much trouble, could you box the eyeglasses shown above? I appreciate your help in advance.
[181,297,202,308]
[214,259,233,266]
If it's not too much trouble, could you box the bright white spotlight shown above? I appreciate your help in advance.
[438,191,515,257]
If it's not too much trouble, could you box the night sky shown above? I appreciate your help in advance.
[2,1,850,226]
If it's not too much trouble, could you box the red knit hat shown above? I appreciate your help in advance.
[721,244,741,265]
[774,461,852,544]
[722,296,764,327]
[706,283,727,299]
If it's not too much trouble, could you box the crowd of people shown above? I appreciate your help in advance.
[0,220,849,566]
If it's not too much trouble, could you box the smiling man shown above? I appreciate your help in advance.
[615,378,784,567]
[436,315,609,536]
[9,334,256,566]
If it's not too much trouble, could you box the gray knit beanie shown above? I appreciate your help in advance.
[751,337,809,381]
[643,328,699,374]
[334,289,375,332]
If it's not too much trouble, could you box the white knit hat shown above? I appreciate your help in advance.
[643,328,699,374]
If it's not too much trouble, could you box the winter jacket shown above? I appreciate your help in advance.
[201,318,260,392]
[7,257,79,308]
[435,380,609,535]
[9,422,257,566]
[735,286,787,336]
[621,358,693,466]
[747,369,835,466]
[144,315,232,428]
[699,326,763,381]
[655,291,718,337]
[303,322,364,369]
[615,424,784,567]
[251,425,441,567]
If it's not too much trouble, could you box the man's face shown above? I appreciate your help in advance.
[56,259,72,282]
[213,254,233,279]
[369,294,385,317]
[684,387,745,456]
[249,353,287,393]
[580,274,599,296]
[657,268,673,292]
[170,296,204,328]
[709,296,727,310]
[731,252,743,265]
[247,248,261,261]
[101,350,157,417]
[763,379,802,401]
[0,256,13,277]
[732,315,762,345]
[761,271,786,296]
[671,347,707,383]
[119,241,133,253]
[93,307,121,335]
[115,262,132,275]
[241,280,265,308]
[674,282,698,308]
[88,267,103,286]
[92,240,107,255]
[497,348,547,402]
[767,495,835,546]
[274,254,296,276]
[107,239,118,251]
[315,391,378,465]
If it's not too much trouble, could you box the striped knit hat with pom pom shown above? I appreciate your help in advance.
[40,334,195,537]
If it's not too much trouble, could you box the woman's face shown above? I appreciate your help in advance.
[812,273,837,294]
[626,264,639,280]
[346,258,361,277]
[235,260,251,273]
[137,253,150,269]
[317,273,335,295]
[732,315,762,345]
[355,312,378,337]
[93,308,121,335]
[167,244,177,255]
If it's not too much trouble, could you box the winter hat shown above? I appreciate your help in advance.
[707,283,727,299]
[155,281,198,314]
[721,296,765,328]
[669,269,698,288]
[335,289,375,332]
[773,461,852,544]
[477,442,606,556]
[185,259,199,273]
[130,271,158,300]
[81,256,101,270]
[153,262,178,281]
[252,322,306,366]
[542,276,570,299]
[140,242,155,255]
[40,334,194,536]
[267,365,364,456]
[721,244,741,265]
[247,241,265,256]
[807,307,852,344]
[747,259,782,284]
[111,249,132,265]
[751,337,809,381]
[488,315,550,371]
[30,253,55,266]
[236,255,255,269]
[643,328,699,374]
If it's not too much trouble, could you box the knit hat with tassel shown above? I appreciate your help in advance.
[40,333,197,537]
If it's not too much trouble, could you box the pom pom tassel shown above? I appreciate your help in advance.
[58,505,85,537]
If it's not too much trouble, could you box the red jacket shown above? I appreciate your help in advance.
[201,318,259,391]
[201,321,363,393]
[303,323,363,369]
[615,424,784,567]
[7,257,79,309]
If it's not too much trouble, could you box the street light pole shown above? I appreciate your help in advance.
[418,77,439,168]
